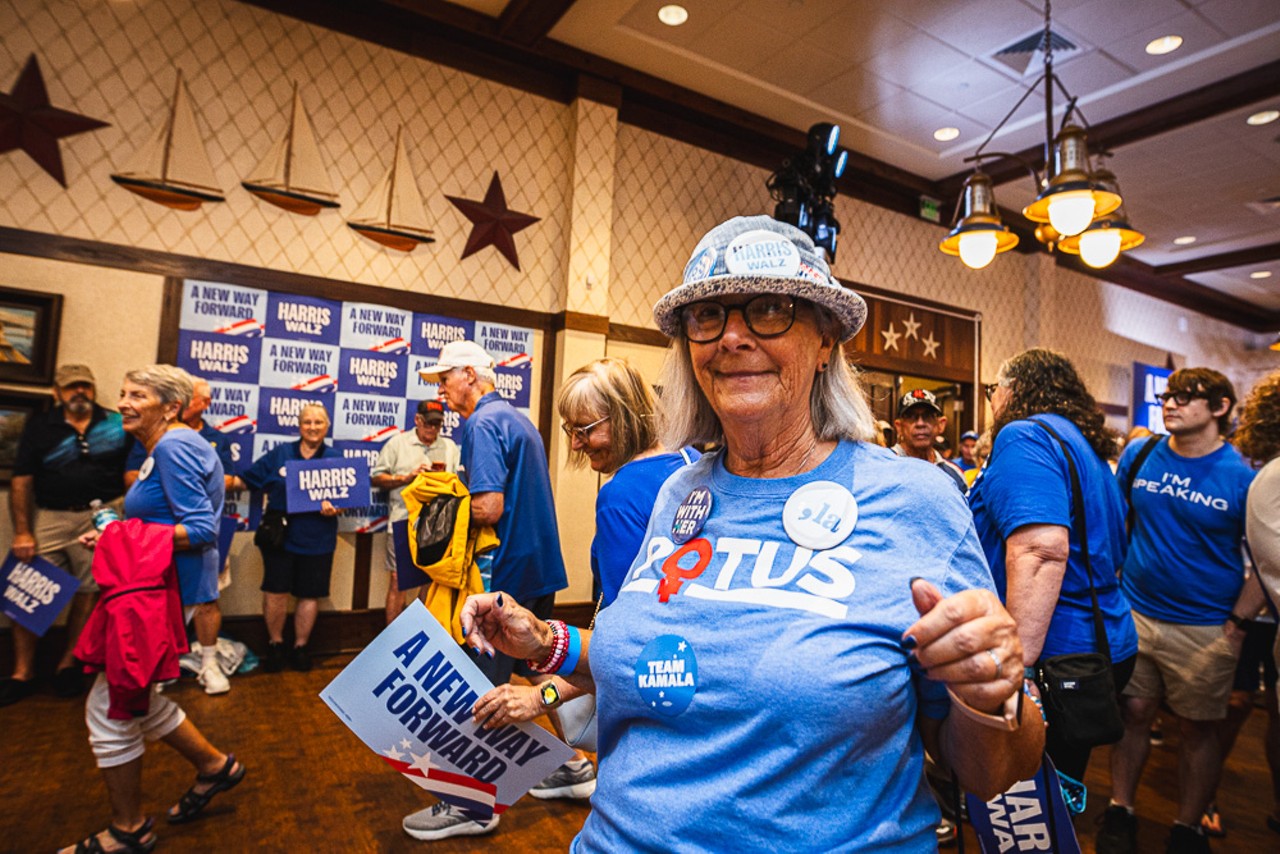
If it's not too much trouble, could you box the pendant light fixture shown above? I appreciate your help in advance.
[940,0,1137,270]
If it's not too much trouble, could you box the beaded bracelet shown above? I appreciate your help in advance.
[1023,679,1047,726]
[527,620,570,674]
[557,625,582,676]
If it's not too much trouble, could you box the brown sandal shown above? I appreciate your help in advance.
[69,818,156,853]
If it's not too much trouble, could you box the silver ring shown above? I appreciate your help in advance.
[985,648,1002,678]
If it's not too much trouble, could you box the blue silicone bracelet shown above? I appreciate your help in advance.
[557,625,582,676]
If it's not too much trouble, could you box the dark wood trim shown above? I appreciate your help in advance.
[1053,251,1279,332]
[351,533,372,610]
[844,346,974,385]
[844,279,980,320]
[553,310,611,335]
[156,277,184,362]
[538,323,556,455]
[1099,402,1128,417]
[496,0,577,47]
[1152,241,1280,278]
[577,74,622,109]
[0,226,557,333]
[607,323,669,348]
[939,59,1280,194]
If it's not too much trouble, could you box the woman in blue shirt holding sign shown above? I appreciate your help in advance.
[235,402,339,673]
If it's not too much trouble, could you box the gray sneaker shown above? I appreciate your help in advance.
[402,801,499,841]
[529,759,597,800]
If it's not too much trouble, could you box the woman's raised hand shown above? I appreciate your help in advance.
[461,592,551,661]
[903,578,1023,715]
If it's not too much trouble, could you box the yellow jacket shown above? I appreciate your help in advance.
[401,473,499,644]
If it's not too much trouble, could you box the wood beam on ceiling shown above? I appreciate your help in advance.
[1152,241,1280,278]
[496,0,578,47]
[230,0,1277,331]
[938,58,1280,197]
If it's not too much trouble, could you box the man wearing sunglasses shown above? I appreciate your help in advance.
[891,388,967,493]
[1098,368,1263,854]
[2,364,131,707]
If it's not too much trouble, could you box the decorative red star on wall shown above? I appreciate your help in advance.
[445,171,540,270]
[0,54,109,188]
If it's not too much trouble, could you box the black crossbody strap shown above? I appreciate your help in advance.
[1031,418,1112,661]
[1124,435,1163,534]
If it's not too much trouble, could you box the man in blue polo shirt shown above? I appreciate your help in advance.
[405,339,570,840]
[125,376,236,695]
[1097,368,1263,854]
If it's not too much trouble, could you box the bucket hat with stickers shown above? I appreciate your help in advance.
[652,215,867,342]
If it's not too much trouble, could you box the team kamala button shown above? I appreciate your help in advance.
[782,480,858,550]
[635,634,698,717]
[671,486,712,544]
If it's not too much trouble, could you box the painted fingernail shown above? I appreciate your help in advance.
[902,635,918,649]
[908,576,924,588]
[496,594,504,607]
[461,623,469,638]
[486,649,494,659]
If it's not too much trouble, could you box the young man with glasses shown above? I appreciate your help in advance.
[1098,367,1263,854]
[2,364,131,706]
[405,340,567,840]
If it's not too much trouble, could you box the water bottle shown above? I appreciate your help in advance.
[90,499,120,532]
[476,554,493,592]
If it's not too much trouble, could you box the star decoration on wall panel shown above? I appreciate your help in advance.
[445,171,540,270]
[0,54,109,188]
[902,312,921,340]
[880,322,901,352]
[921,332,941,359]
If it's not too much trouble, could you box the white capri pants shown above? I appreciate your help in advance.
[86,673,186,768]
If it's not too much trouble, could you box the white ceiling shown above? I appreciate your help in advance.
[445,0,1280,310]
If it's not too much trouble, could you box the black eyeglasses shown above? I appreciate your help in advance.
[1157,391,1205,407]
[561,414,609,443]
[680,294,797,343]
[984,383,1001,401]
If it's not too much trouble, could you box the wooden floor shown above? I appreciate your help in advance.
[2,652,1276,853]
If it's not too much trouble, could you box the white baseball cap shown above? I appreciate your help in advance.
[417,340,496,382]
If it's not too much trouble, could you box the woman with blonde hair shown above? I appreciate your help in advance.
[234,402,340,672]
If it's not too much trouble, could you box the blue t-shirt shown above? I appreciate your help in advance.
[1117,437,1255,624]
[575,440,995,853]
[458,393,567,603]
[123,429,224,604]
[592,449,700,607]
[241,440,339,555]
[127,419,234,481]
[968,415,1137,662]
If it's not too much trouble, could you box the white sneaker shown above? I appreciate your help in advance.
[199,665,231,695]
[529,758,596,800]
[402,801,499,841]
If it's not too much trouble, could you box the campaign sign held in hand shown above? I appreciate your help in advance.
[967,756,1081,854]
[2,552,81,636]
[285,457,371,513]
[321,601,572,819]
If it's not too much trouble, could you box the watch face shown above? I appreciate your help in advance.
[540,681,560,706]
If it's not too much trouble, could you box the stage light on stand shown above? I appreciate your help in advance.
[768,121,847,261]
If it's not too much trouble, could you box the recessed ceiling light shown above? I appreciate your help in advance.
[1172,235,1196,245]
[1251,271,1273,279]
[657,4,688,26]
[933,127,960,142]
[1247,109,1280,126]
[1145,35,1183,56]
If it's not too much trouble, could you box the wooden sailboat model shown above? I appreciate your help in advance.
[347,127,434,251]
[110,71,224,211]
[241,83,339,215]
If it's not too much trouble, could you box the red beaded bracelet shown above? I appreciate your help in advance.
[528,620,570,673]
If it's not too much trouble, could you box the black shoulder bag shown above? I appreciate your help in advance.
[1028,419,1125,748]
[1123,435,1163,535]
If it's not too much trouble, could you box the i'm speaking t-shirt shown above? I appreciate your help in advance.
[576,439,995,853]
[1117,437,1255,624]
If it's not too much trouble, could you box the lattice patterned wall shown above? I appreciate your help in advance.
[0,0,572,311]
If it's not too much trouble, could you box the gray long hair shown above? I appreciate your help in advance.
[658,306,877,449]
[124,364,194,412]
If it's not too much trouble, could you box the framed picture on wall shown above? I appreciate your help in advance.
[0,287,63,385]
[0,388,49,484]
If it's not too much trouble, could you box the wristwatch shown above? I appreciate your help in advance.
[539,681,562,708]
[1227,613,1249,630]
